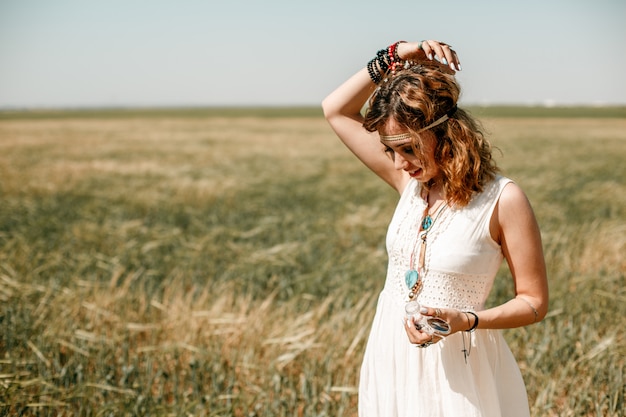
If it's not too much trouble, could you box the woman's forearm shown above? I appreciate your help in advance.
[322,67,375,123]
[473,295,548,330]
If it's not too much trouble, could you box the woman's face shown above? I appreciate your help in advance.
[379,123,442,183]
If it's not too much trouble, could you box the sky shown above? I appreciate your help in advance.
[1,0,625,108]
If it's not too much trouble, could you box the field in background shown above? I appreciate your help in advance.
[0,107,625,416]
[2,105,626,120]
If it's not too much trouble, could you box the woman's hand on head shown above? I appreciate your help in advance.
[397,40,461,73]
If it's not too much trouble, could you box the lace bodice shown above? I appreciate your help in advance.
[383,176,511,310]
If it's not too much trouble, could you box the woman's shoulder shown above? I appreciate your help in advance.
[497,179,531,211]
[493,174,514,189]
[489,175,529,201]
[464,175,512,208]
[484,175,519,203]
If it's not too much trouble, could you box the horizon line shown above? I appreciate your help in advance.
[2,102,626,112]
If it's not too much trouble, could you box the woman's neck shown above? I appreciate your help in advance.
[423,181,445,209]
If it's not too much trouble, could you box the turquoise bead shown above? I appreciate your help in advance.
[405,269,419,289]
[422,215,433,230]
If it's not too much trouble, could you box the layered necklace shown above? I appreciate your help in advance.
[405,194,447,301]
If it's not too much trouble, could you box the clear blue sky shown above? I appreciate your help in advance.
[1,0,624,108]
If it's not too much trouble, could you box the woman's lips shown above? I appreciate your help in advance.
[408,168,423,178]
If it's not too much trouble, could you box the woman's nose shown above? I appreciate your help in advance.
[394,153,409,170]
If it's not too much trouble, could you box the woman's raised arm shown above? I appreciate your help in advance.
[321,40,460,192]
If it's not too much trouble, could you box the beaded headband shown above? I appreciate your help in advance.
[379,106,457,142]
[380,115,449,142]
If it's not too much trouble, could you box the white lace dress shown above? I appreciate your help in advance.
[358,176,530,417]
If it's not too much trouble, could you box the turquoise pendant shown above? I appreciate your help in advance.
[405,269,420,289]
[421,214,433,230]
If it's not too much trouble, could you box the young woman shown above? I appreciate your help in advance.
[322,40,549,416]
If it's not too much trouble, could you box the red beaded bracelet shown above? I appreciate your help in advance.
[388,41,406,72]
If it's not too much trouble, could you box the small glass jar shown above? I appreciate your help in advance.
[405,301,451,335]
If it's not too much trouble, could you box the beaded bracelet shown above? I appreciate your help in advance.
[367,49,389,84]
[366,41,411,84]
[367,58,382,84]
[388,41,406,73]
[366,46,393,84]
[376,49,389,73]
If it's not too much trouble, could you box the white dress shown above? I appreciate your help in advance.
[358,176,530,417]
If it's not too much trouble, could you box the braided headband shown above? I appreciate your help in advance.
[379,106,457,142]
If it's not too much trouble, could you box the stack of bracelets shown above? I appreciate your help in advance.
[367,41,413,84]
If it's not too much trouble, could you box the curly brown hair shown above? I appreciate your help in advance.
[362,63,499,207]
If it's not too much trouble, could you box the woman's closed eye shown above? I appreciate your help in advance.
[384,145,413,155]
[384,146,396,161]
[384,145,416,161]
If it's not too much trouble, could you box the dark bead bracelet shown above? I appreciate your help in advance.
[376,49,389,73]
[366,58,382,84]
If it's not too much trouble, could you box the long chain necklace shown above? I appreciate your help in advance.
[405,196,447,301]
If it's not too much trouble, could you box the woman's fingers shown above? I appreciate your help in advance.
[420,40,461,72]
[404,317,444,345]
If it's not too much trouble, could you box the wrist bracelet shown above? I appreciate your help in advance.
[463,312,471,332]
[376,49,389,73]
[366,58,382,84]
[366,41,410,84]
[389,41,406,67]
[464,311,479,332]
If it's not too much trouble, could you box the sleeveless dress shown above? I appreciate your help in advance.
[358,176,530,417]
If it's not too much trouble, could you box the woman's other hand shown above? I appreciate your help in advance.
[397,40,461,73]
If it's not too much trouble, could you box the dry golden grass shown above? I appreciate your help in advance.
[0,110,624,416]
